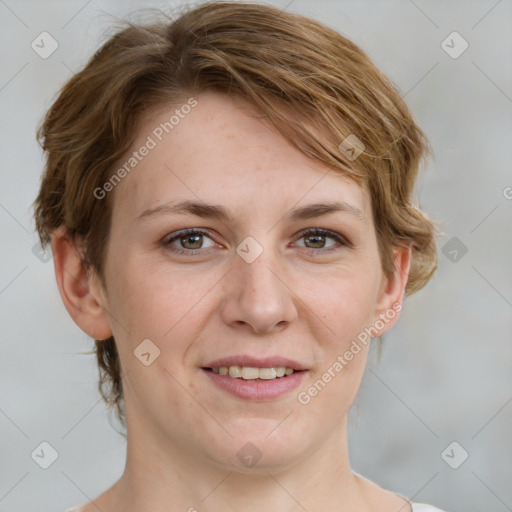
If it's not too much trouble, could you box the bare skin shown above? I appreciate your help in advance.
[68,473,412,512]
[55,90,413,512]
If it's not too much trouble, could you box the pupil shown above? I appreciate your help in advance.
[306,235,324,248]
[184,235,201,248]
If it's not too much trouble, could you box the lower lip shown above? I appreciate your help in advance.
[202,368,308,401]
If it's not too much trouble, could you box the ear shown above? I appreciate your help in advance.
[51,226,112,340]
[372,244,412,336]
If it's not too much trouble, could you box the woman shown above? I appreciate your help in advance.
[32,2,443,510]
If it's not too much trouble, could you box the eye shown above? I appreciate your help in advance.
[292,228,350,254]
[162,227,350,257]
[163,228,217,256]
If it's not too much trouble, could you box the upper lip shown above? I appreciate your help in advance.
[203,355,308,371]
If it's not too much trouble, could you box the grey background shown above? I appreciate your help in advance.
[1,0,511,511]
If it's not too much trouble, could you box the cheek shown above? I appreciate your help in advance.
[301,271,377,402]
[106,252,213,339]
[308,271,380,341]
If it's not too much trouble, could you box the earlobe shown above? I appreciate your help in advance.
[51,226,112,340]
[373,245,412,336]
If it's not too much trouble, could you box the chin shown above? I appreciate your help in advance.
[204,424,311,473]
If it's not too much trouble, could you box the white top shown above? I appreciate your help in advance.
[66,503,447,512]
[354,471,448,512]
[411,504,447,512]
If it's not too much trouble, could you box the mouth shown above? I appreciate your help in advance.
[200,357,308,401]
[202,365,303,380]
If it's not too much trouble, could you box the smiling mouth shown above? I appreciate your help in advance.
[203,366,303,380]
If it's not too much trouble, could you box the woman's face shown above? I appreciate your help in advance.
[95,90,408,471]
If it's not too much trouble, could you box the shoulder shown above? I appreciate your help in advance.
[411,503,449,512]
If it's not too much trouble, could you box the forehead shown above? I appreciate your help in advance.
[110,90,370,225]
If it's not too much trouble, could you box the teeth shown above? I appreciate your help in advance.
[211,365,296,380]
[259,368,278,380]
[229,366,242,378]
[241,367,260,379]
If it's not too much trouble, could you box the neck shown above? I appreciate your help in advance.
[102,405,371,512]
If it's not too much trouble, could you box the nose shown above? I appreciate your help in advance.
[220,243,299,335]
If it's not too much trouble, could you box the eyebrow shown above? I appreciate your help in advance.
[137,199,365,224]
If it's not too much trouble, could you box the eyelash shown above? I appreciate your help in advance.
[162,228,350,256]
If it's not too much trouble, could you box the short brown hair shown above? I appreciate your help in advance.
[32,1,438,430]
